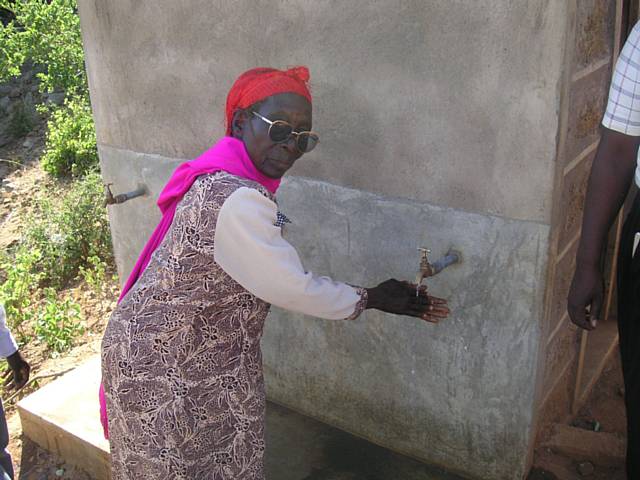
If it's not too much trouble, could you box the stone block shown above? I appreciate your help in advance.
[532,450,582,480]
[17,357,111,480]
[546,242,578,340]
[557,152,595,255]
[541,323,580,397]
[46,92,65,106]
[537,361,576,431]
[541,424,625,467]
[564,66,610,167]
[573,0,616,73]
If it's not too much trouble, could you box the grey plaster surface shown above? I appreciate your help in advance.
[78,0,567,223]
[262,176,549,479]
[97,144,548,479]
[97,145,180,281]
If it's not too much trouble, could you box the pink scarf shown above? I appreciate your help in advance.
[99,137,280,438]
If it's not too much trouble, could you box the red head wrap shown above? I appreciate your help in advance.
[225,66,312,135]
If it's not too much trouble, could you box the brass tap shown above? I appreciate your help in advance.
[104,183,147,206]
[103,183,115,206]
[414,246,462,296]
[415,247,433,297]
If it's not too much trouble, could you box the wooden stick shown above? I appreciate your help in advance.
[4,367,75,403]
[573,329,589,414]
[0,159,27,169]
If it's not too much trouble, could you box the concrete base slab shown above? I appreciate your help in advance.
[17,356,110,480]
[16,355,464,480]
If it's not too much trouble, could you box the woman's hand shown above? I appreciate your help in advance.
[365,279,449,323]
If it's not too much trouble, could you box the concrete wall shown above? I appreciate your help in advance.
[78,1,568,478]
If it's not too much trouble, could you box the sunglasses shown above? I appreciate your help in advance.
[252,111,319,153]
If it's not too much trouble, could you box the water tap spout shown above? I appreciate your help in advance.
[104,183,147,206]
[415,246,462,296]
[415,247,432,296]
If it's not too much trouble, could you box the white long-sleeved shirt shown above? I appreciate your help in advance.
[213,187,366,320]
[0,305,18,359]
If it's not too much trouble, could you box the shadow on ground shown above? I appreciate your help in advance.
[266,402,464,480]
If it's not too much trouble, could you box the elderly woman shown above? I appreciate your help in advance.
[101,66,448,480]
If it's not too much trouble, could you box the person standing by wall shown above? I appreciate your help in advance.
[568,21,640,480]
[100,66,449,479]
[0,305,30,480]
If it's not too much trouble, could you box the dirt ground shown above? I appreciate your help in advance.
[574,354,627,438]
[530,353,628,480]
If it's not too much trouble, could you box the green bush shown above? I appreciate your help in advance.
[0,173,112,350]
[79,255,108,293]
[41,95,98,177]
[0,0,87,95]
[35,288,83,353]
[0,247,42,334]
[1,0,98,179]
[0,0,112,357]
[24,171,113,288]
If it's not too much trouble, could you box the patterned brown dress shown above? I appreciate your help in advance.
[101,172,366,480]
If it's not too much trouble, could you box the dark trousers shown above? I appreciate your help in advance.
[0,399,13,480]
[618,193,640,479]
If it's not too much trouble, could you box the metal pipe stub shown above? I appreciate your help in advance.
[430,247,462,275]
